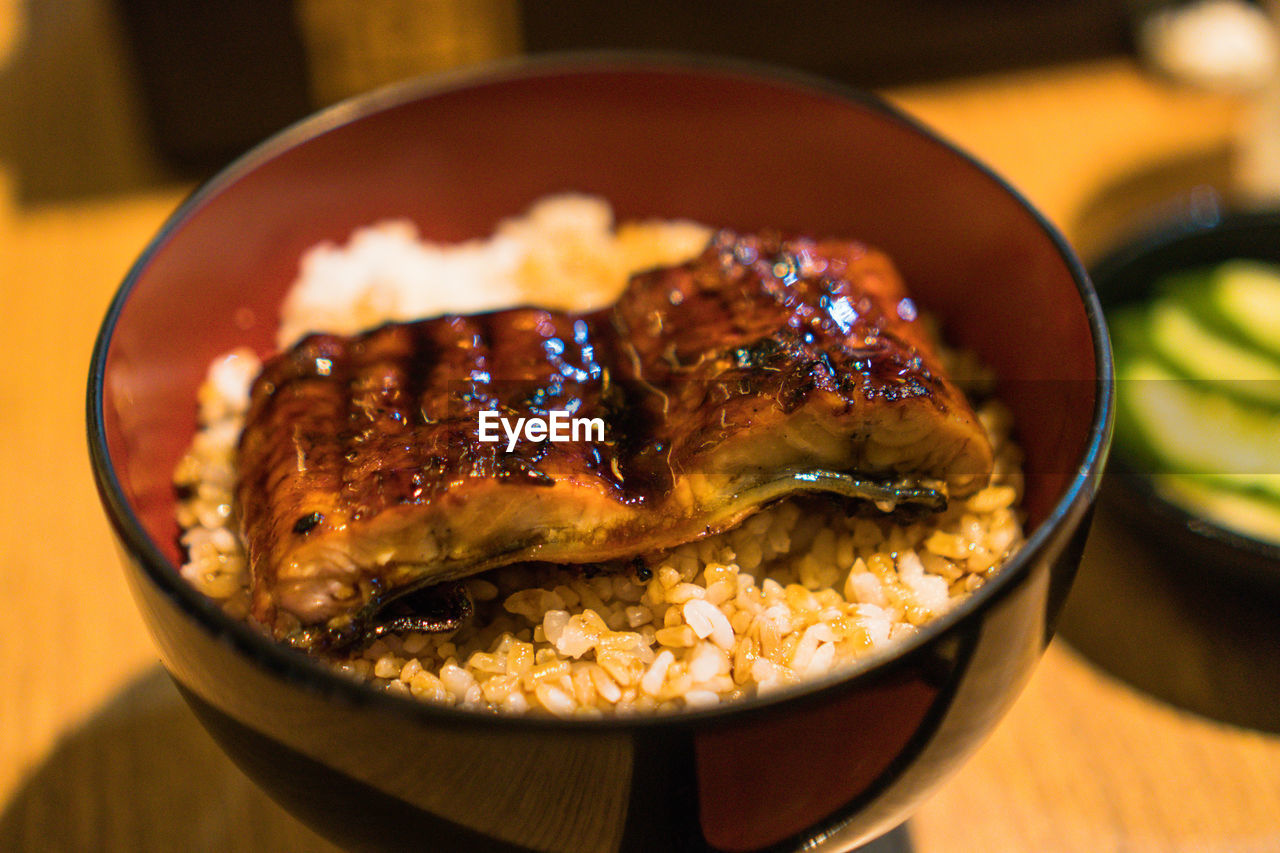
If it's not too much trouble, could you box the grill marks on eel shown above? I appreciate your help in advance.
[610,232,993,501]
[236,231,995,645]
[239,311,626,642]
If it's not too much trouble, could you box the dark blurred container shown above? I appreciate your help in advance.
[113,0,1130,173]
[112,0,312,172]
[112,0,519,172]
[522,0,1131,89]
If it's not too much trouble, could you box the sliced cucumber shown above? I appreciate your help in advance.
[1155,473,1280,545]
[1115,355,1280,502]
[1145,298,1280,408]
[1207,259,1280,361]
[1109,257,1280,543]
[1107,305,1150,356]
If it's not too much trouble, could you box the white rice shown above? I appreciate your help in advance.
[277,193,712,348]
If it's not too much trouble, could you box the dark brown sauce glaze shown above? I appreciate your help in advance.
[241,308,632,546]
[241,231,958,528]
[236,230,993,641]
[607,230,959,486]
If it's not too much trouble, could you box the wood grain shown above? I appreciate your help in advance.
[1,57,1278,852]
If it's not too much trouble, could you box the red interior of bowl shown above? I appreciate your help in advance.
[99,61,1099,568]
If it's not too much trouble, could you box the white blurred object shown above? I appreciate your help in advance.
[1142,0,1280,206]
[1236,0,1280,205]
[1236,79,1280,205]
[1141,0,1278,91]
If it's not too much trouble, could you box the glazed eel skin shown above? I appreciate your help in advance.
[236,231,994,645]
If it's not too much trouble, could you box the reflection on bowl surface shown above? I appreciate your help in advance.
[1092,209,1280,591]
[89,56,1110,852]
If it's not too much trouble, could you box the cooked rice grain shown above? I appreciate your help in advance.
[173,195,1026,716]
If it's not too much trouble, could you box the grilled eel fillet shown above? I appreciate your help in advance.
[237,231,994,645]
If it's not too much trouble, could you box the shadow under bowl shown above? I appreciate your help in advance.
[88,55,1111,853]
[1090,209,1280,592]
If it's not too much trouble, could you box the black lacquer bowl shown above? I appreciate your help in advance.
[88,56,1111,852]
[1091,209,1280,592]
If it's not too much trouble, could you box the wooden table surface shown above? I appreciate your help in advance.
[2,58,1278,852]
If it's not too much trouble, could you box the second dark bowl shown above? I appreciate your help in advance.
[1091,208,1280,592]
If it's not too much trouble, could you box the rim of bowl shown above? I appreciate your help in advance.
[88,51,1114,732]
[1091,207,1280,569]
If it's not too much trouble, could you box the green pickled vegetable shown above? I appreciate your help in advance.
[1110,258,1280,543]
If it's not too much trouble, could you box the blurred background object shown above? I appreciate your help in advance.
[1138,0,1277,90]
[1236,0,1280,205]
[0,0,167,202]
[0,0,20,68]
[1136,0,1280,206]
[294,0,520,106]
[14,0,1280,208]
[518,0,1130,86]
[122,0,1132,174]
[111,0,312,173]
[111,0,522,171]
[0,0,1146,202]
